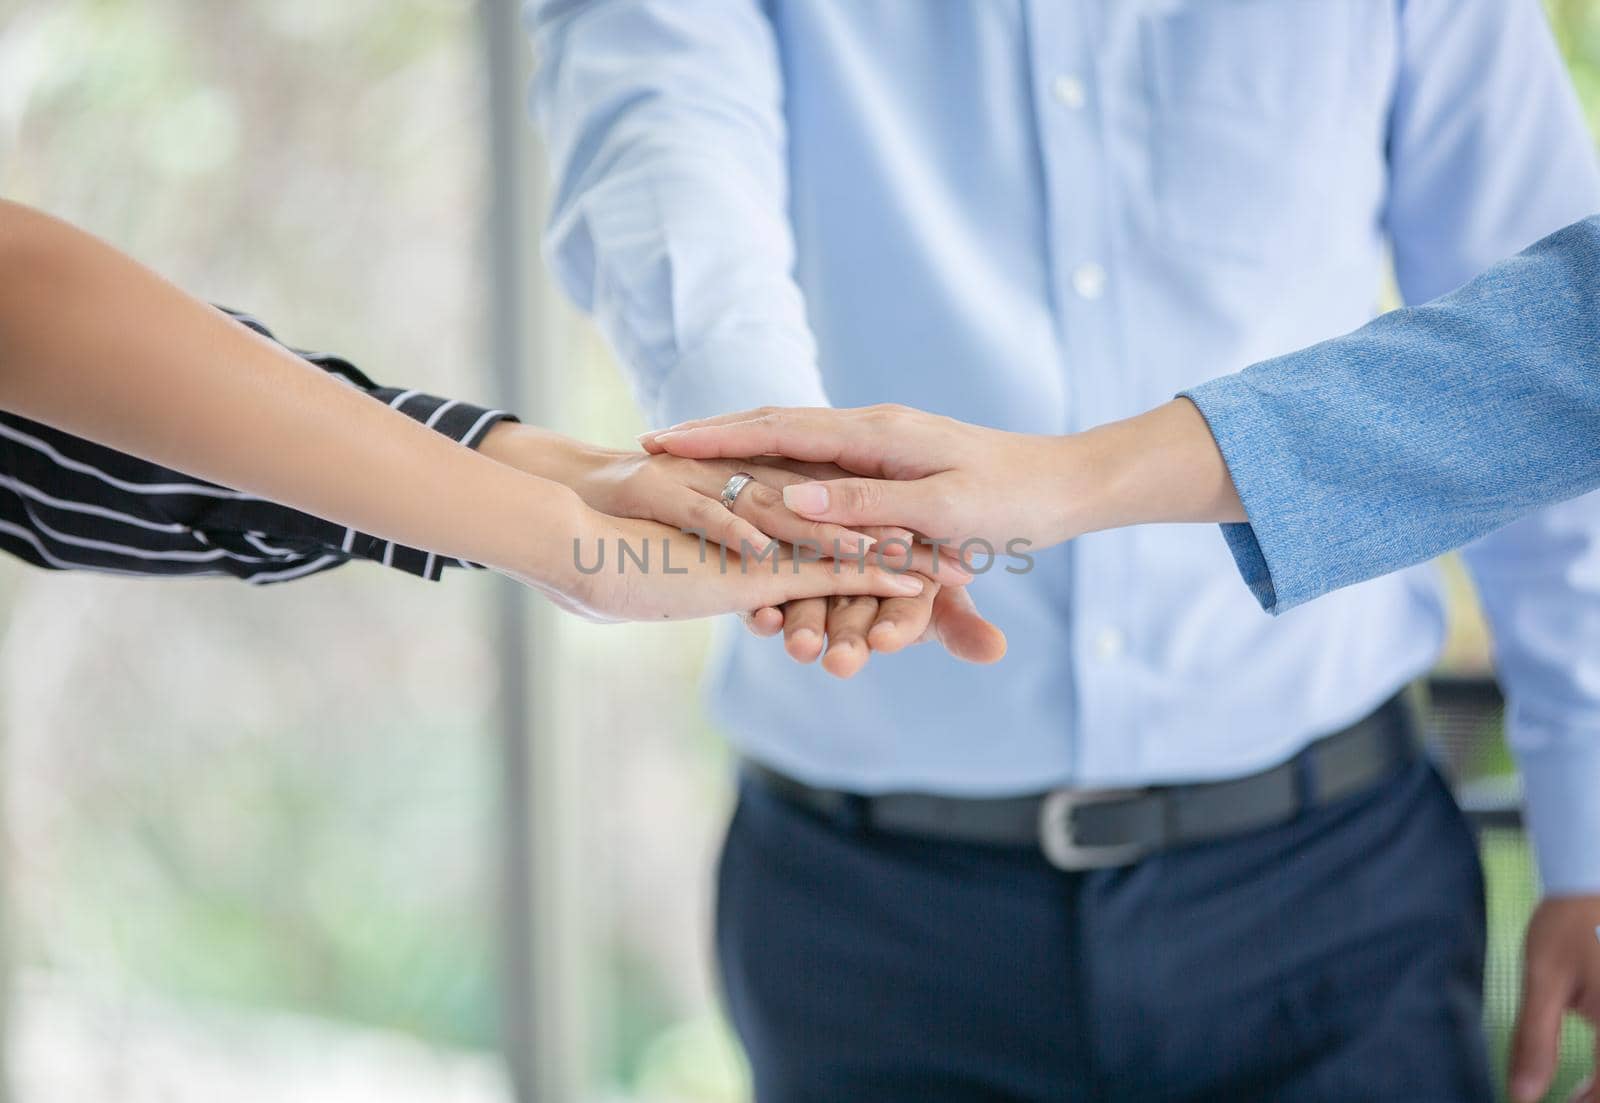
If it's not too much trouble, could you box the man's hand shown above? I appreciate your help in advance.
[750,580,1007,678]
[641,404,1077,549]
[742,520,1006,676]
[1511,896,1600,1103]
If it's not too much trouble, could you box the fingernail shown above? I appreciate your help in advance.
[791,628,818,646]
[892,575,925,595]
[869,622,897,642]
[783,483,830,515]
[1512,1073,1543,1102]
[848,531,878,552]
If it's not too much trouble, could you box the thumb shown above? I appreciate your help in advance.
[1511,966,1569,1103]
[931,585,1008,664]
[782,477,944,533]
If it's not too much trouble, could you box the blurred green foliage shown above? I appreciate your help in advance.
[1,0,503,1056]
[1551,0,1600,134]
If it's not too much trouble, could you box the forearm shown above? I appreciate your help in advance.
[476,422,603,485]
[1059,399,1245,539]
[1181,215,1600,613]
[0,201,589,588]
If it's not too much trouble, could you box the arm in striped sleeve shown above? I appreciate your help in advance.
[0,309,517,585]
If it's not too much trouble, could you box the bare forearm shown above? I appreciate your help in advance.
[0,200,588,586]
[1062,399,1246,539]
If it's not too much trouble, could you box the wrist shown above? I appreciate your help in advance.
[503,484,610,595]
[478,422,621,505]
[1031,433,1103,548]
[1024,429,1126,550]
[1058,399,1244,539]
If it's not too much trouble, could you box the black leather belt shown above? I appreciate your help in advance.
[744,694,1421,871]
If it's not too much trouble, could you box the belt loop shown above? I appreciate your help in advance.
[1394,688,1424,765]
[833,791,872,834]
[1292,744,1320,810]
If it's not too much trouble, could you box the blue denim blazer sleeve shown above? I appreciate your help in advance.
[1184,214,1600,616]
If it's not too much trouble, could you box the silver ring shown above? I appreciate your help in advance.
[719,472,757,511]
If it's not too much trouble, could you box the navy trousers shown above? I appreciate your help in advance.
[715,758,1491,1102]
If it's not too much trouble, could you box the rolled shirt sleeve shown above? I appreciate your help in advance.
[527,0,832,426]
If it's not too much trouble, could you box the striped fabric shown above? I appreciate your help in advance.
[0,308,514,585]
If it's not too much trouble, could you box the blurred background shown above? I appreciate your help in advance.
[0,1,1595,1101]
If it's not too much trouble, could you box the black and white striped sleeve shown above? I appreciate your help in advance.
[0,308,518,585]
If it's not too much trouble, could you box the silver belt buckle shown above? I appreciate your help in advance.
[1038,787,1152,871]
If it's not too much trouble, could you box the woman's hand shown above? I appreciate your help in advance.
[639,401,1245,553]
[639,405,1078,552]
[508,508,930,623]
[480,424,885,561]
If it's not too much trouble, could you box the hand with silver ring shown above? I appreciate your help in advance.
[720,471,757,511]
[476,424,996,672]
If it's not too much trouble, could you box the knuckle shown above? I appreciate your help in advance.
[864,402,911,425]
[688,497,720,525]
[844,480,881,513]
[747,482,783,511]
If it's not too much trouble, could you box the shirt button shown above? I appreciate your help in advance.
[1072,261,1107,301]
[1093,628,1125,661]
[1052,74,1087,110]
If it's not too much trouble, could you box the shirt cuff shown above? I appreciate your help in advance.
[1513,709,1600,895]
[345,391,517,581]
[649,329,831,428]
[1179,377,1330,615]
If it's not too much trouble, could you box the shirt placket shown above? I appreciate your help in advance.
[1025,0,1140,782]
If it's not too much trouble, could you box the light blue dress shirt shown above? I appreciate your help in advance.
[529,1,1600,892]
[1184,213,1600,893]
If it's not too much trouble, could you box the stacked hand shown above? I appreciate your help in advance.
[641,404,1079,549]
[478,422,1005,668]
[630,404,1073,674]
[639,400,1244,549]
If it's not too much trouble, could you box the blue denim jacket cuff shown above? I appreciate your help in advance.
[1179,378,1327,615]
